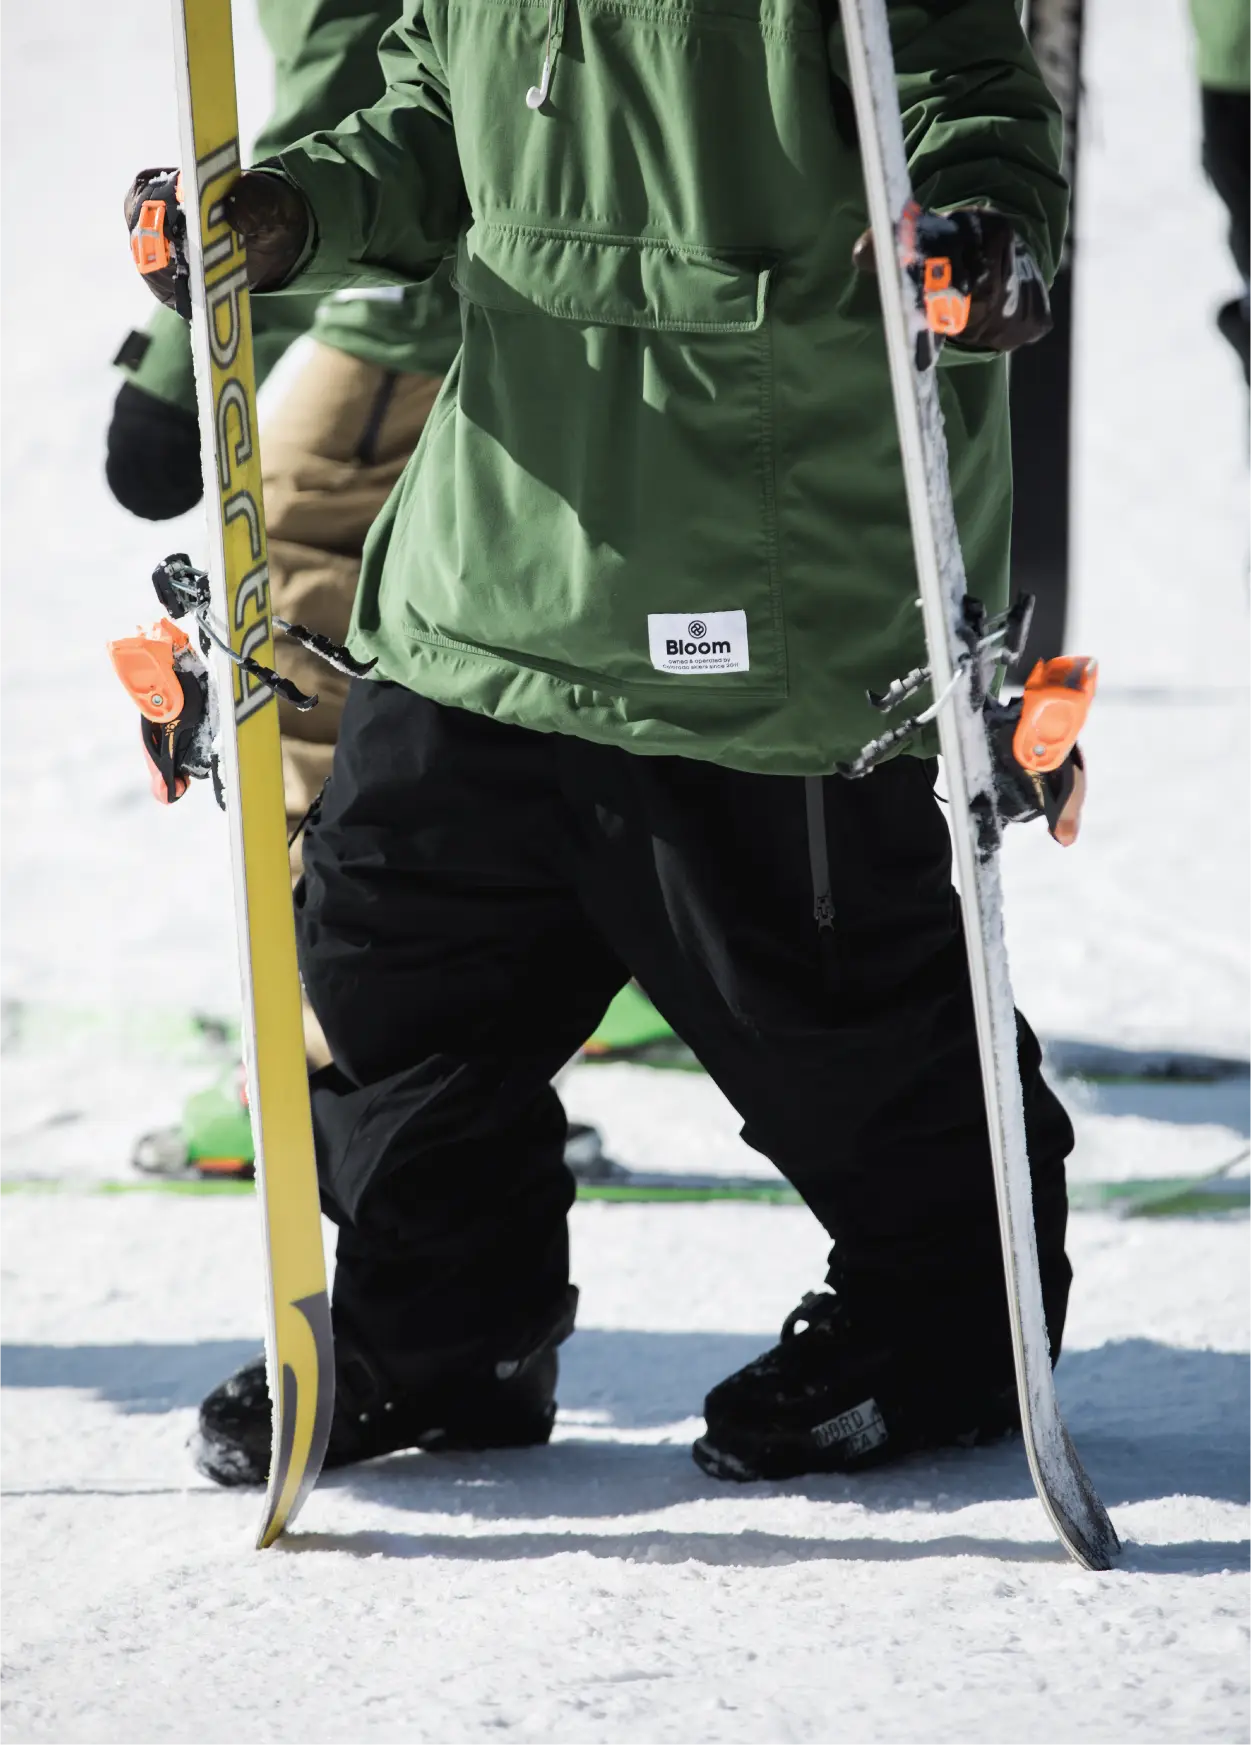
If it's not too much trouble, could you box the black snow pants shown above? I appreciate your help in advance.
[1201,85,1250,285]
[296,680,1073,1388]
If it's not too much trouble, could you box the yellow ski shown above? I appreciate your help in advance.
[171,0,333,1547]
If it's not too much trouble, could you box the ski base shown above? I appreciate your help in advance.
[836,0,1119,1568]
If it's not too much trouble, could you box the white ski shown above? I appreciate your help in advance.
[836,0,1120,1570]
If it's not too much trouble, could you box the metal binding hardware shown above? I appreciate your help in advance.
[838,594,1034,779]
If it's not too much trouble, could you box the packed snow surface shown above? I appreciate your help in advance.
[1,0,1247,1741]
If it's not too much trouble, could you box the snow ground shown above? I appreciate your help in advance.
[2,0,1248,1741]
[2,1197,1248,1745]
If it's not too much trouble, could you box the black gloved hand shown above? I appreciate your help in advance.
[106,382,202,520]
[853,208,1052,353]
[222,169,312,290]
[124,166,311,315]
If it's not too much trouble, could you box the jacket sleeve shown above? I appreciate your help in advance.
[270,0,467,293]
[828,0,1070,285]
[253,0,399,156]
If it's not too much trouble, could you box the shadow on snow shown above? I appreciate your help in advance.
[3,1331,1247,1561]
[273,1526,1247,1578]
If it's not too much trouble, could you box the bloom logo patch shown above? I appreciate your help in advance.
[647,611,749,675]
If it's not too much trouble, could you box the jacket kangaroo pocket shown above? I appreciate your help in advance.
[392,224,785,699]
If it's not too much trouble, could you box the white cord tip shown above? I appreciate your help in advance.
[525,59,550,109]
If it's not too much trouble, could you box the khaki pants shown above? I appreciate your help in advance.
[264,341,443,1063]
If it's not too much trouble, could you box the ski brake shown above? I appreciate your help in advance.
[838,592,1097,845]
[107,554,374,810]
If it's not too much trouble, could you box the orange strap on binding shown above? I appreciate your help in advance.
[130,199,173,275]
[922,257,971,337]
[129,176,184,275]
[107,618,191,723]
[899,200,973,339]
[1013,656,1098,774]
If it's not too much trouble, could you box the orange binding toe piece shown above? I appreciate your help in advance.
[1013,656,1098,774]
[107,619,191,723]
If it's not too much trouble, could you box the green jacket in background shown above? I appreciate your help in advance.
[273,0,1067,775]
[117,0,461,413]
[1190,0,1250,90]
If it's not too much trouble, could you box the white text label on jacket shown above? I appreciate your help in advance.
[647,611,750,675]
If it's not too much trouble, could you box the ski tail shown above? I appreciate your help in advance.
[169,0,333,1546]
[836,0,1118,1570]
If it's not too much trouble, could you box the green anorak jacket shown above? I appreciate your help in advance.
[273,0,1068,774]
[1190,0,1250,90]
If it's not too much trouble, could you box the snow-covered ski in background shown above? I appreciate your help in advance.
[5,1162,1248,1215]
[113,0,333,1547]
[836,0,1120,1571]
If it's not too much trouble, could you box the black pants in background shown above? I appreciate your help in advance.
[296,681,1073,1392]
[1201,86,1250,284]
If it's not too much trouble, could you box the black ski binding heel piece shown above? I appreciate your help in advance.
[108,554,377,811]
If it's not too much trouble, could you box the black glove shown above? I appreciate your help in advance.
[124,166,311,315]
[223,169,312,290]
[853,208,1053,353]
[106,383,202,521]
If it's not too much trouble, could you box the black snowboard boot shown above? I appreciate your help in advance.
[693,1291,1019,1482]
[193,1286,578,1486]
